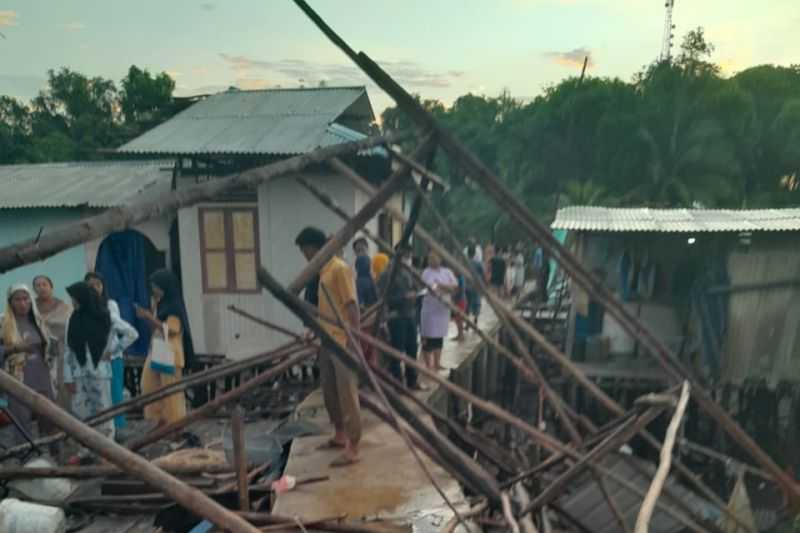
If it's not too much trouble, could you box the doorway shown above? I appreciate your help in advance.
[95,230,165,356]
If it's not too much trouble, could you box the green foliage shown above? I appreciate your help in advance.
[381,27,800,242]
[0,65,179,164]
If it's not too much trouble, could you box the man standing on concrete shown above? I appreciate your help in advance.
[295,226,362,467]
[379,244,426,391]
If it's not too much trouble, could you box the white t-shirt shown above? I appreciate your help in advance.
[463,244,483,263]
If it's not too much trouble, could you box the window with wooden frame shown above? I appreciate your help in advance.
[199,207,260,293]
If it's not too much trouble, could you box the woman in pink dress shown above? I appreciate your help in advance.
[420,252,459,371]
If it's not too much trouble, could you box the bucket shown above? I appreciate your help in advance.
[7,457,76,503]
[0,499,66,533]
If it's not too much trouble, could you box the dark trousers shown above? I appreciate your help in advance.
[387,317,418,388]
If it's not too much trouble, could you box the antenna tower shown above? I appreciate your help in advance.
[660,0,676,62]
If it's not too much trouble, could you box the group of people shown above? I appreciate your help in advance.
[470,240,528,299]
[0,269,195,463]
[294,227,485,468]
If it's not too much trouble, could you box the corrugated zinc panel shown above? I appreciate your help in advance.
[552,206,800,233]
[0,161,172,208]
[117,86,375,156]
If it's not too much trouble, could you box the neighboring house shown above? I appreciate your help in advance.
[552,206,800,387]
[117,85,397,358]
[0,160,174,355]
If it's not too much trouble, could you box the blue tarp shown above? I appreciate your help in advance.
[95,231,152,356]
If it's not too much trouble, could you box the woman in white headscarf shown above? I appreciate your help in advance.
[0,284,57,443]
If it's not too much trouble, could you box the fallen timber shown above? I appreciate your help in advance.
[292,169,739,532]
[0,339,311,461]
[322,156,744,532]
[0,370,261,533]
[253,275,708,533]
[0,343,304,461]
[290,0,800,510]
[0,132,401,274]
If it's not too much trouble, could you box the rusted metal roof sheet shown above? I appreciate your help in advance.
[0,161,172,208]
[557,453,712,533]
[117,86,376,156]
[552,206,800,233]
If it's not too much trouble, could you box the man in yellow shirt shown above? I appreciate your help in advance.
[295,226,362,467]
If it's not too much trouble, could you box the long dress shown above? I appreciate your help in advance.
[141,315,187,425]
[0,315,57,443]
[37,298,72,402]
[420,267,457,340]
[63,313,138,445]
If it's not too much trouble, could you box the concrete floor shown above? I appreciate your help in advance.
[273,304,499,531]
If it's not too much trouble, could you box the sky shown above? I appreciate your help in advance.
[1,0,798,117]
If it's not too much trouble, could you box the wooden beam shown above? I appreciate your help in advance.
[0,133,399,274]
[127,349,313,451]
[0,341,307,461]
[232,406,250,512]
[290,0,800,506]
[256,266,504,505]
[0,370,260,533]
[286,134,434,296]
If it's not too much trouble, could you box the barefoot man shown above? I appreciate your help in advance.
[295,226,362,467]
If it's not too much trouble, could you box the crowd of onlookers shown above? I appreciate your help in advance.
[0,269,196,464]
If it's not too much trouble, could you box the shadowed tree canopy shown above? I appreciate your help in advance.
[0,65,180,164]
[380,27,800,242]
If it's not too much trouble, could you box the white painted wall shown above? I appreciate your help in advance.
[258,172,358,352]
[178,202,274,359]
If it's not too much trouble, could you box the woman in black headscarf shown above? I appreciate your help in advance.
[136,269,194,425]
[63,282,137,460]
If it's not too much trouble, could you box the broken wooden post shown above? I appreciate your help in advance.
[256,266,504,505]
[286,134,434,295]
[232,406,250,512]
[0,463,235,480]
[128,349,313,451]
[290,0,800,505]
[0,370,261,533]
[317,284,469,530]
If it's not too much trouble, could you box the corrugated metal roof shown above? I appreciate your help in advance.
[557,453,712,533]
[0,161,173,208]
[552,206,800,233]
[117,86,376,156]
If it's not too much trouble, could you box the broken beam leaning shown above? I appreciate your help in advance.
[290,0,800,505]
[0,133,400,274]
[127,349,313,451]
[286,133,435,295]
[257,266,504,505]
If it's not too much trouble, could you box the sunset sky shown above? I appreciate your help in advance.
[1,1,798,116]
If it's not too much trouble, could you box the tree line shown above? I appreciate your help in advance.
[381,28,800,242]
[0,66,183,163]
[1,28,799,242]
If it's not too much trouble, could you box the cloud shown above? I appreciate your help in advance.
[165,70,183,79]
[191,66,211,77]
[64,21,86,31]
[543,47,595,69]
[0,10,17,27]
[200,2,216,11]
[219,53,464,89]
[236,78,272,90]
